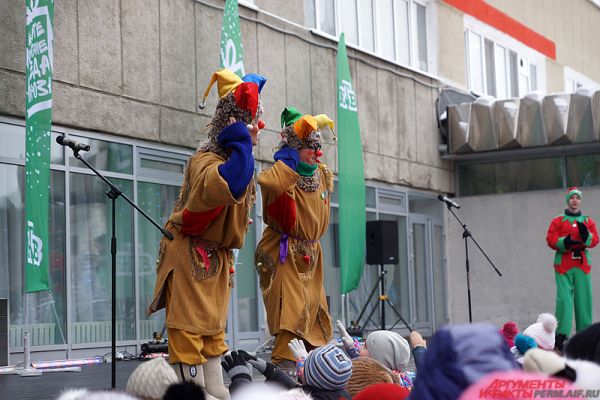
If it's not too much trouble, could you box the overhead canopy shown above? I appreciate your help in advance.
[444,87,600,156]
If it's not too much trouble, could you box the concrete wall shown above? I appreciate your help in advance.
[0,0,453,193]
[446,187,600,333]
[437,0,600,91]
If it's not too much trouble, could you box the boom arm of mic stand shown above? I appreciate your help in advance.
[74,151,173,240]
[447,204,501,277]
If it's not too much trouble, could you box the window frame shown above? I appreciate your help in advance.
[464,16,546,99]
[310,0,433,73]
[563,66,600,93]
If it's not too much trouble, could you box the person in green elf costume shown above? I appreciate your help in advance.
[546,186,599,345]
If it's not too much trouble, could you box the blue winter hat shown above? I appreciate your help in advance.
[242,73,266,93]
[410,323,517,400]
[303,344,352,390]
[515,333,538,355]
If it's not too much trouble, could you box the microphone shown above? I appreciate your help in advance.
[56,136,90,152]
[437,194,461,209]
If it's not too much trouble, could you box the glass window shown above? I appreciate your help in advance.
[0,165,66,346]
[68,136,133,174]
[70,173,134,343]
[566,154,600,187]
[394,0,410,65]
[366,186,376,208]
[317,0,335,35]
[413,2,428,71]
[467,31,484,94]
[530,64,538,91]
[357,0,374,51]
[432,224,446,329]
[305,0,316,29]
[376,0,395,60]
[509,51,519,97]
[494,45,508,99]
[412,221,429,322]
[380,214,410,328]
[339,0,358,45]
[458,157,564,196]
[0,123,64,164]
[137,182,180,340]
[485,39,496,96]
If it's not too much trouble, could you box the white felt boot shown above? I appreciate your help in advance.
[203,356,230,400]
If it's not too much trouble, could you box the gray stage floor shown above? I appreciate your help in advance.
[0,343,419,399]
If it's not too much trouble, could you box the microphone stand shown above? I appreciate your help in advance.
[445,203,501,323]
[70,148,173,389]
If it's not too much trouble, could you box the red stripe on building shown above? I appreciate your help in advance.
[443,0,556,60]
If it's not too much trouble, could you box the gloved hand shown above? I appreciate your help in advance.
[217,121,255,199]
[564,234,582,249]
[221,351,253,383]
[577,221,590,242]
[238,350,296,386]
[217,121,252,148]
[336,320,361,359]
[274,146,299,171]
[288,338,309,360]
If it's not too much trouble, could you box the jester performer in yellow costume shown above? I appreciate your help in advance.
[255,107,336,369]
[148,69,266,399]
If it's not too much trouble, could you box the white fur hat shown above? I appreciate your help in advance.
[126,357,179,400]
[523,313,557,350]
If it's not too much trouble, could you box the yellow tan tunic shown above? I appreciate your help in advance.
[148,151,254,335]
[255,161,334,346]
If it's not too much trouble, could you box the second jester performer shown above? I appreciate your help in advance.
[255,107,336,369]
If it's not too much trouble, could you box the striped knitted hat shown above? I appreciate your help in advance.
[304,344,352,390]
[566,186,582,204]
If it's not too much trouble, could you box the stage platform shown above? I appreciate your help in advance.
[0,345,418,399]
[0,356,269,400]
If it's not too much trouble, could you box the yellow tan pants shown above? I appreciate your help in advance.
[165,273,229,365]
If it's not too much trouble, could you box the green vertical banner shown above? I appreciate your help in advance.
[25,0,54,293]
[337,33,366,294]
[220,0,245,77]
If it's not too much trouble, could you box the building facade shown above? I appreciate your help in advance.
[1,0,599,362]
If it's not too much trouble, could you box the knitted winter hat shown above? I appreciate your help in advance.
[126,357,179,400]
[345,357,399,397]
[303,344,352,390]
[458,370,579,400]
[565,322,600,364]
[365,331,411,370]
[410,323,517,400]
[565,186,582,204]
[513,333,538,360]
[499,321,519,348]
[353,383,410,400]
[523,313,558,350]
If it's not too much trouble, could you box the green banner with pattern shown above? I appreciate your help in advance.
[220,0,245,77]
[25,0,54,293]
[337,33,366,294]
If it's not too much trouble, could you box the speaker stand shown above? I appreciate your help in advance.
[351,265,412,333]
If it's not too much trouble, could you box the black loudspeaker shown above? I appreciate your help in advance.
[366,220,399,265]
[0,298,8,366]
